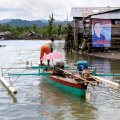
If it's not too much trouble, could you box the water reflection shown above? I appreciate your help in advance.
[65,50,81,63]
[39,80,97,120]
[65,50,120,80]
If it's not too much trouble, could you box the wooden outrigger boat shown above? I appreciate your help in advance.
[42,61,98,97]
[0,60,99,97]
[0,60,119,97]
[43,75,88,97]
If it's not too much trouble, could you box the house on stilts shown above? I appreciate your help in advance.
[67,7,120,52]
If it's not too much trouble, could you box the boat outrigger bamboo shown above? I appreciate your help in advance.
[0,60,119,96]
[0,76,17,94]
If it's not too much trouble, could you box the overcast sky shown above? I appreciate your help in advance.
[0,0,120,21]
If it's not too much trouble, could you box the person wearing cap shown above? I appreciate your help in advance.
[40,38,54,66]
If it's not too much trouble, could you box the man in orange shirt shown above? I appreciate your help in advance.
[40,38,54,66]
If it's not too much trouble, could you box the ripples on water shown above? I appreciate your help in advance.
[0,40,120,120]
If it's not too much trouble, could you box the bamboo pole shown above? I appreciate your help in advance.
[93,73,120,76]
[59,68,96,85]
[92,76,119,87]
[0,76,17,94]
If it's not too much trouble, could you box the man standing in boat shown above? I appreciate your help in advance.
[40,37,54,66]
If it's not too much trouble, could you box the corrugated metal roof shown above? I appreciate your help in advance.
[71,7,120,17]
[91,9,120,19]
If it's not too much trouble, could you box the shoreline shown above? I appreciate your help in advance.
[87,51,120,60]
[77,50,120,60]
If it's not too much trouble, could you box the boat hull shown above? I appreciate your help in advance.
[43,75,87,97]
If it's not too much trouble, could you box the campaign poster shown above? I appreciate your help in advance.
[92,19,111,47]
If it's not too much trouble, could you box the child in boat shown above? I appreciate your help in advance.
[40,38,54,66]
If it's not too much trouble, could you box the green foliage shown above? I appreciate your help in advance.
[57,24,62,36]
[0,24,11,32]
[0,15,67,39]
[48,13,55,37]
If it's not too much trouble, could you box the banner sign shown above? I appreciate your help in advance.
[92,19,111,47]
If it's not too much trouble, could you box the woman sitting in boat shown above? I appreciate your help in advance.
[40,38,54,66]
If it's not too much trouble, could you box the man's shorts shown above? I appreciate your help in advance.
[40,45,50,59]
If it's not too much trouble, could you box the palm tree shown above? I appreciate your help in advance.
[48,13,55,37]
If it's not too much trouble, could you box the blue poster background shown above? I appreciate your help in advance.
[92,19,111,47]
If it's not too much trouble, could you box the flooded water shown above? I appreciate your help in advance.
[0,40,120,120]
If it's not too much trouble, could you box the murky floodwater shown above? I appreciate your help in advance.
[0,40,120,120]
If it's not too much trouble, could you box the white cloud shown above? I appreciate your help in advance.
[0,0,120,20]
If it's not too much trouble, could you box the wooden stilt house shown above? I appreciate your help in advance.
[71,7,120,52]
